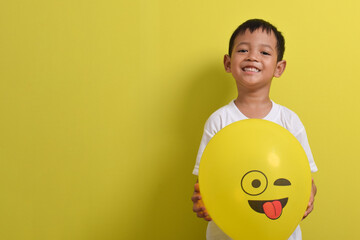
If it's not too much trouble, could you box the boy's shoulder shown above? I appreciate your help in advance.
[276,103,300,120]
[204,100,242,135]
[208,101,237,119]
[275,103,305,135]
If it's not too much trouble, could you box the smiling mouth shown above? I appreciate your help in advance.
[242,67,260,72]
[248,198,288,220]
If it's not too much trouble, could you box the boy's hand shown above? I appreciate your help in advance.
[192,181,212,221]
[303,178,317,219]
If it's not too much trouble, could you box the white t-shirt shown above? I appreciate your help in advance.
[193,100,318,240]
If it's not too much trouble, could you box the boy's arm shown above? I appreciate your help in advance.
[303,178,317,219]
[192,180,212,221]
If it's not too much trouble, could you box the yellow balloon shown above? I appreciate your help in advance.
[199,119,312,240]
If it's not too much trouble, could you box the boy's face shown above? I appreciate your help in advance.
[224,29,286,91]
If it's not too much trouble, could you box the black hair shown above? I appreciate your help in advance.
[228,19,285,62]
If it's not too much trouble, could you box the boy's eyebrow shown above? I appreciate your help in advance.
[236,42,274,50]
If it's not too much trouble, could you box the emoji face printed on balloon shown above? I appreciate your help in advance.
[241,170,291,220]
[199,119,312,240]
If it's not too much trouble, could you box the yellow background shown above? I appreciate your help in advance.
[0,0,359,239]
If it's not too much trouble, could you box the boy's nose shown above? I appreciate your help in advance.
[246,52,258,61]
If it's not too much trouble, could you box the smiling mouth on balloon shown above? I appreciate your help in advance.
[248,198,288,220]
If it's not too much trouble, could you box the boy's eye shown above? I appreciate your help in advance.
[237,49,248,53]
[261,51,270,55]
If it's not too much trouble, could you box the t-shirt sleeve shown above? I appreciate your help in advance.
[294,127,318,173]
[280,106,318,173]
[192,116,220,176]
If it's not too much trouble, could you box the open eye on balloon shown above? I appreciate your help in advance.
[241,170,268,196]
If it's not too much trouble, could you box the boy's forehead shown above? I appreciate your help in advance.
[234,29,277,48]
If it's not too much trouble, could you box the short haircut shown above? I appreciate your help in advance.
[228,19,285,62]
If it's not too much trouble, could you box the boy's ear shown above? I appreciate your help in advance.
[274,60,287,78]
[223,54,231,73]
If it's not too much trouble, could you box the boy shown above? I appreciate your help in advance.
[191,19,318,240]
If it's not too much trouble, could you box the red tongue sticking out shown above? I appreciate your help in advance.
[263,201,283,219]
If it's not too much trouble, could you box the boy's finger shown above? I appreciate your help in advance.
[307,204,314,214]
[197,211,205,218]
[196,210,212,220]
[203,211,212,221]
[193,205,205,213]
[303,204,314,219]
[191,194,201,203]
[194,183,200,192]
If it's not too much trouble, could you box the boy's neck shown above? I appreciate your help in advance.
[234,94,272,119]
